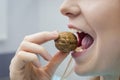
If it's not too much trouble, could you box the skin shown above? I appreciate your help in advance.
[9,0,120,80]
[10,31,68,80]
[60,0,120,80]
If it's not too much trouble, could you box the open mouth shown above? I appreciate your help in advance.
[71,31,94,58]
[76,32,94,50]
[68,24,94,58]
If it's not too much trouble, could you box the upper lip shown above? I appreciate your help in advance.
[68,23,86,33]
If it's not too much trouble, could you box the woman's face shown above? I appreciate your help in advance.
[60,0,120,76]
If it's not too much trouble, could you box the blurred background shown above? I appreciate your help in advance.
[0,0,90,80]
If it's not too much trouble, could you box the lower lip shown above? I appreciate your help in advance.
[71,49,87,58]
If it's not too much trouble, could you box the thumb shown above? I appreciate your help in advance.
[44,51,69,76]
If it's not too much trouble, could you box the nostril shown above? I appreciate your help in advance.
[60,7,69,16]
[65,13,75,17]
[60,0,81,17]
[60,6,81,18]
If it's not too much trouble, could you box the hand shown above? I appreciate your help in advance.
[9,31,68,80]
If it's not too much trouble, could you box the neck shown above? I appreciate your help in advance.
[100,75,119,80]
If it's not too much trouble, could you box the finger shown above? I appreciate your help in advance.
[44,51,69,76]
[10,51,41,71]
[18,41,52,61]
[24,31,58,44]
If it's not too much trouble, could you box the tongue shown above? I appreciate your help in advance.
[77,32,86,47]
[81,34,94,49]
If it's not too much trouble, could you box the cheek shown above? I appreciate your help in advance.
[81,0,120,34]
[82,1,120,67]
[95,33,120,73]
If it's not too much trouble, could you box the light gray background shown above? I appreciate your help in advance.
[0,0,7,41]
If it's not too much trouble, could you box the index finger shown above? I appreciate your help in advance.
[24,31,59,44]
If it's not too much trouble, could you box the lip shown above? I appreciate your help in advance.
[68,24,84,32]
[71,49,87,58]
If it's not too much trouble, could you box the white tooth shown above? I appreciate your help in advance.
[69,28,77,33]
[78,30,82,33]
[75,47,83,52]
[69,29,82,33]
[80,48,83,52]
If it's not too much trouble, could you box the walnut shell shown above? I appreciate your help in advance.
[54,32,77,53]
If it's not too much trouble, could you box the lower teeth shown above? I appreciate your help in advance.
[75,47,83,52]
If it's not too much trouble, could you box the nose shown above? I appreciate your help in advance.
[60,0,81,18]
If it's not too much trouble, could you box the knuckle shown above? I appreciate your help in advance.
[32,54,38,61]
[17,51,38,62]
[16,51,29,62]
[20,41,26,47]
[23,35,30,41]
[19,41,30,51]
[16,51,25,59]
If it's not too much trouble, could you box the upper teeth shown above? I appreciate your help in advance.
[78,30,82,33]
[69,28,82,33]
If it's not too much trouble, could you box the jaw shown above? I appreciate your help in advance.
[73,38,99,76]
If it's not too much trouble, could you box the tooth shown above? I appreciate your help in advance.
[75,47,83,52]
[69,28,77,33]
[80,48,83,52]
[69,28,82,33]
[78,30,82,33]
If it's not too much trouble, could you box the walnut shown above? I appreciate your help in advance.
[54,32,77,53]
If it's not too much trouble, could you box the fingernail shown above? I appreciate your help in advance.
[51,31,59,38]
